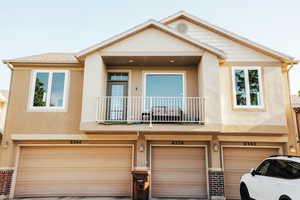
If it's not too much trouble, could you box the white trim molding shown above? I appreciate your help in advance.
[0,167,14,171]
[231,66,264,109]
[143,71,186,98]
[27,70,70,112]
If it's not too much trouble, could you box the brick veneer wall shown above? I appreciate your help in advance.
[208,169,225,200]
[0,169,14,197]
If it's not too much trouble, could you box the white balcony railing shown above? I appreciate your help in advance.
[96,96,205,125]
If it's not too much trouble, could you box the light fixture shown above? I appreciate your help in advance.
[169,59,175,63]
[213,143,219,152]
[129,59,134,63]
[289,145,296,154]
[138,144,145,152]
[3,140,9,149]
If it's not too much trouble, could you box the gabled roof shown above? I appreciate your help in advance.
[77,20,226,59]
[3,52,80,65]
[161,11,297,64]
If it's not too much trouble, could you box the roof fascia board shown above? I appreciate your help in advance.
[3,62,83,68]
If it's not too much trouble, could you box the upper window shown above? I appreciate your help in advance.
[30,70,69,111]
[144,73,184,110]
[232,67,264,108]
[145,73,184,98]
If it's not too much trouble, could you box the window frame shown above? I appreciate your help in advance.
[255,160,271,176]
[232,66,264,109]
[143,72,186,112]
[143,72,186,98]
[28,70,70,112]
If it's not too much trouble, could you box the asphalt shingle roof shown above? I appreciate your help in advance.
[3,52,79,64]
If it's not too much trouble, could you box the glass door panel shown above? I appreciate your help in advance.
[106,72,128,121]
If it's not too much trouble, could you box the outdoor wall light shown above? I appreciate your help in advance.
[2,140,9,149]
[289,145,296,153]
[139,144,145,152]
[213,143,219,152]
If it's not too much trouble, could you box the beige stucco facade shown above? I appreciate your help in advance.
[0,11,297,199]
[0,90,8,137]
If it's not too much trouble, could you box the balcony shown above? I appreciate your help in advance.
[96,96,205,125]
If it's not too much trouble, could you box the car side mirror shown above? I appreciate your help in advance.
[250,168,256,176]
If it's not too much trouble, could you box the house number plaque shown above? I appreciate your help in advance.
[172,141,184,145]
[70,140,82,144]
[243,142,257,146]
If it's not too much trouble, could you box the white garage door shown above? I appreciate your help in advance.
[223,147,280,200]
[151,146,207,199]
[14,146,132,197]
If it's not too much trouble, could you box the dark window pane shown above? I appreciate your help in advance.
[271,160,300,179]
[287,161,300,179]
[50,72,65,107]
[256,160,271,176]
[248,69,260,106]
[108,72,128,81]
[33,72,49,107]
[266,160,281,178]
[234,69,246,105]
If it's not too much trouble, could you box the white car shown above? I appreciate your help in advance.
[240,155,300,200]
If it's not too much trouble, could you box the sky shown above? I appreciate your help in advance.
[0,0,299,94]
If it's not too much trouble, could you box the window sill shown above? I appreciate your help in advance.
[232,106,266,112]
[27,107,68,113]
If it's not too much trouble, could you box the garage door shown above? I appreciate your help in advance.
[151,146,207,198]
[15,146,132,197]
[223,147,279,200]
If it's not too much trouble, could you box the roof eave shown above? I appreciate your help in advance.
[3,61,83,68]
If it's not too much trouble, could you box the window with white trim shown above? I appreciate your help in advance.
[232,67,264,108]
[30,70,69,110]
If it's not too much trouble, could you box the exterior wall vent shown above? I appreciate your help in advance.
[176,23,188,34]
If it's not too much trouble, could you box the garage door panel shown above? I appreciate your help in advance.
[151,146,207,198]
[20,147,131,168]
[152,148,206,169]
[153,170,205,182]
[15,146,132,197]
[223,147,279,200]
[152,183,206,198]
[16,185,130,197]
[17,169,131,182]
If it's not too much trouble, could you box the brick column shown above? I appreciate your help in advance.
[0,168,14,198]
[208,168,225,200]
